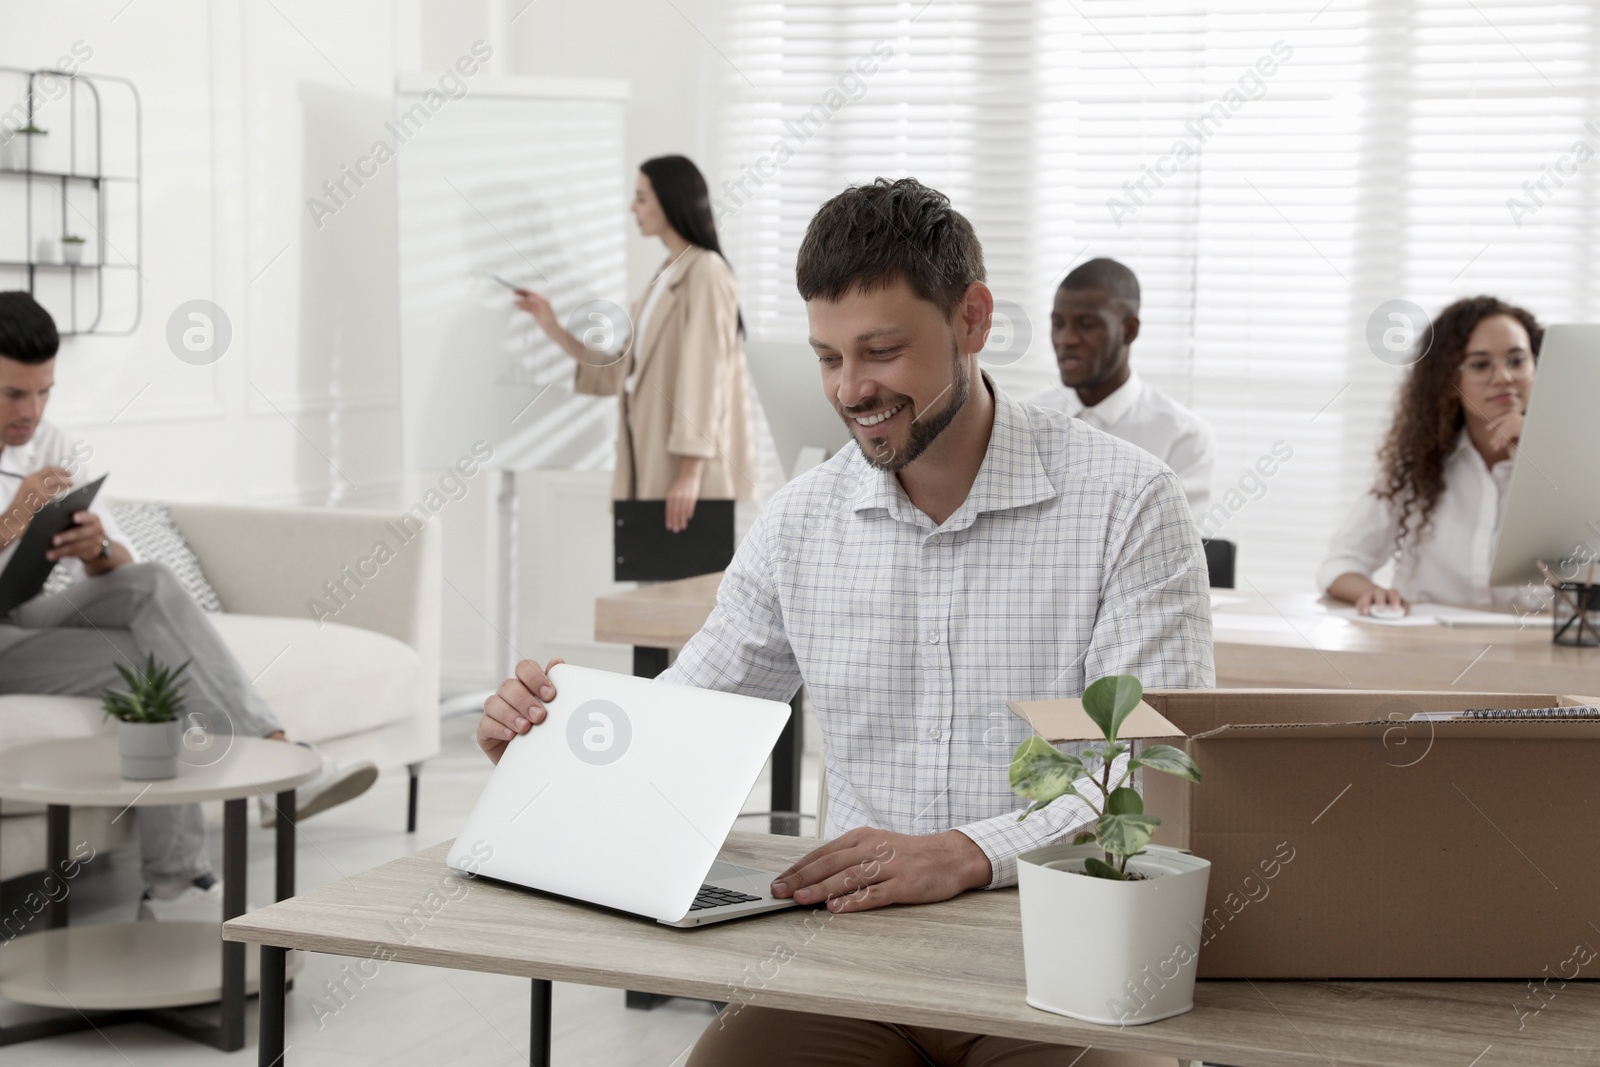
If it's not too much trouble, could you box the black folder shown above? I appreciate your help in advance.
[613,499,735,582]
[0,474,108,613]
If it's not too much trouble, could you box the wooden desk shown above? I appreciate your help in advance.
[595,573,806,837]
[600,575,1600,696]
[1212,590,1600,693]
[227,833,1600,1067]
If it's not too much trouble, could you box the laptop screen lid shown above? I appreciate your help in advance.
[446,664,791,922]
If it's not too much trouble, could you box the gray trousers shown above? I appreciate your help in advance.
[0,562,283,888]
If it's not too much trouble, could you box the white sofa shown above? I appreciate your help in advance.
[0,502,441,881]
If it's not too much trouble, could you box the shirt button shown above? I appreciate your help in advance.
[928,727,942,740]
[927,632,941,644]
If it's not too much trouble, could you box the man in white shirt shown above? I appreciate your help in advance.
[1028,258,1215,516]
[477,181,1210,1065]
[0,292,377,924]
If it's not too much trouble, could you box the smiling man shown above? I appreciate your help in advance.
[1029,259,1215,516]
[479,180,1210,1065]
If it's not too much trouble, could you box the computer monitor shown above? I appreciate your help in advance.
[1489,324,1600,586]
[744,340,851,480]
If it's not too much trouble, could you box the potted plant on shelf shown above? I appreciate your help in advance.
[1010,674,1209,1026]
[60,234,86,265]
[1,123,46,170]
[102,654,192,780]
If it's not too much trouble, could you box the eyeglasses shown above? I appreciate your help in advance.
[1459,353,1533,383]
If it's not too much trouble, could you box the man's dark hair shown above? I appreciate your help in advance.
[0,292,59,364]
[796,178,985,317]
[1061,257,1141,316]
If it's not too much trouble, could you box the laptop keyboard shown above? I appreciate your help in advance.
[688,884,762,911]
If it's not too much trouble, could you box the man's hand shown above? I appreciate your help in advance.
[477,656,565,764]
[665,457,704,532]
[49,509,106,562]
[0,465,70,548]
[770,827,993,914]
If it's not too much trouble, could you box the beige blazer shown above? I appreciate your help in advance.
[573,247,757,502]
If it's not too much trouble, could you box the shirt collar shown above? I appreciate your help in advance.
[850,373,1057,531]
[1074,370,1144,427]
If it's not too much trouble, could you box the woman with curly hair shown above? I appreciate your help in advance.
[1319,295,1545,615]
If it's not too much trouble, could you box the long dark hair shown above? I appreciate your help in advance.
[638,155,744,336]
[1376,295,1543,546]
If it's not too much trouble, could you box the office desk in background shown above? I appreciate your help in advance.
[228,833,1600,1067]
[600,576,1600,696]
[594,573,807,838]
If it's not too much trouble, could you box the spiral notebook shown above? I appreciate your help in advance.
[1409,705,1600,721]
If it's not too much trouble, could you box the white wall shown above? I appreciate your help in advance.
[0,0,410,509]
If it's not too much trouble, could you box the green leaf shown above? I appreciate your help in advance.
[1096,812,1161,857]
[1083,855,1126,880]
[1010,736,1085,816]
[1105,786,1143,816]
[1071,830,1097,845]
[1081,675,1144,743]
[1129,743,1202,783]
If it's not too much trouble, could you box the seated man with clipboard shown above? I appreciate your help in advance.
[0,292,379,922]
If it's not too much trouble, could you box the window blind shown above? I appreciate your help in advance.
[717,0,1600,591]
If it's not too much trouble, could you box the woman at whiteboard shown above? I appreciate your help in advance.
[514,155,756,532]
[1318,295,1548,615]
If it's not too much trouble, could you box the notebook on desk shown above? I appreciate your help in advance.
[612,499,734,582]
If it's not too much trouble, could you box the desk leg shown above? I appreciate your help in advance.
[260,946,287,1067]
[633,646,669,679]
[46,804,68,928]
[219,797,247,1051]
[275,789,296,902]
[530,978,552,1067]
[771,688,804,836]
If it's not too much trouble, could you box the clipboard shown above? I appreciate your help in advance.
[613,499,735,582]
[0,474,108,613]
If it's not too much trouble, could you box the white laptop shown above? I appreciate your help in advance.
[446,664,801,927]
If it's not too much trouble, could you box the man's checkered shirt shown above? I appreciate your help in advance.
[660,381,1214,887]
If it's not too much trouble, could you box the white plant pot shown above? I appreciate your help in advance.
[1017,842,1211,1026]
[61,242,84,266]
[1,131,43,170]
[118,719,181,780]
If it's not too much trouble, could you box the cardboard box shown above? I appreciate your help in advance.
[1006,690,1600,979]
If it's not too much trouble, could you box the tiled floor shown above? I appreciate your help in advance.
[0,714,821,1066]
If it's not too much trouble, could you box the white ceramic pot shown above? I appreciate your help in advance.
[1017,842,1211,1026]
[61,241,84,265]
[118,719,181,780]
[1,131,42,170]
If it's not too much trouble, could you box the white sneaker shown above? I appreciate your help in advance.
[139,880,223,922]
[259,755,378,828]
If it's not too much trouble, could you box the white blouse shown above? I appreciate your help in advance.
[1317,430,1542,609]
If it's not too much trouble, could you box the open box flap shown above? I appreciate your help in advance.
[1191,718,1600,741]
[1006,697,1185,743]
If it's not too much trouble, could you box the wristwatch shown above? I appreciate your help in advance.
[98,537,111,559]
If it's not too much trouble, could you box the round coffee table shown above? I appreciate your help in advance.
[0,735,319,1051]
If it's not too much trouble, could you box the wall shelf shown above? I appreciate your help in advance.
[0,67,142,336]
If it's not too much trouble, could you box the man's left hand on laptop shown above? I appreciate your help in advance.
[770,826,992,913]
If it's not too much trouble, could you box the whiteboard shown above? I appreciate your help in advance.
[396,79,628,474]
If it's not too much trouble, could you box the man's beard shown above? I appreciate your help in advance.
[847,340,970,473]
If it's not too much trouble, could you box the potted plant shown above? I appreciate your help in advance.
[1,123,45,170]
[1010,674,1209,1026]
[60,234,86,265]
[102,654,192,780]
